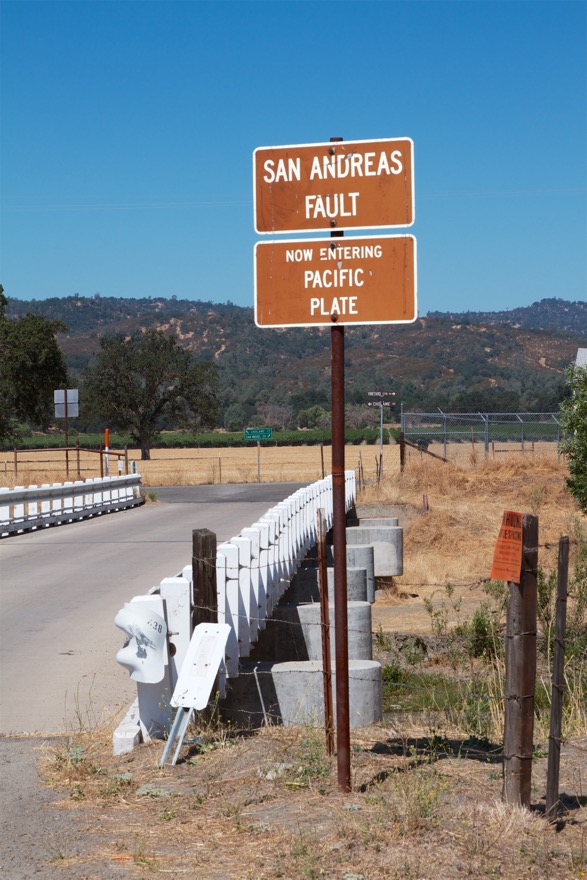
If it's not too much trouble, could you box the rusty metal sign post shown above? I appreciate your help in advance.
[252,134,416,792]
[331,320,352,789]
[329,181,351,790]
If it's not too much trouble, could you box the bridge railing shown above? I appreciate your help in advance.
[0,474,143,536]
[113,471,356,753]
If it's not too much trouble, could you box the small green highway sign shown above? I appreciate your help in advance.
[244,427,273,441]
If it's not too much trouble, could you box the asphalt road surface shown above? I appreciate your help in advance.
[0,482,305,736]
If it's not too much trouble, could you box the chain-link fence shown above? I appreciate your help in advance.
[400,410,564,464]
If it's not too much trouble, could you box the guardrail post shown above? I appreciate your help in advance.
[0,488,9,528]
[13,487,24,524]
[254,522,270,627]
[260,518,276,617]
[261,511,283,603]
[218,543,244,667]
[233,536,254,653]
[216,552,239,677]
[241,527,263,639]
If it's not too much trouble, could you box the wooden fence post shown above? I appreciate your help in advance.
[503,513,539,808]
[545,535,569,818]
[192,528,217,627]
[399,432,406,473]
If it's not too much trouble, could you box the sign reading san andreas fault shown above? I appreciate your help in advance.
[254,138,414,234]
[254,235,417,328]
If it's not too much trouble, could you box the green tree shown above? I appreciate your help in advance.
[223,402,246,433]
[83,329,219,459]
[298,405,330,429]
[561,363,587,514]
[0,287,69,442]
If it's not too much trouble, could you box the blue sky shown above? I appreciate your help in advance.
[1,0,585,315]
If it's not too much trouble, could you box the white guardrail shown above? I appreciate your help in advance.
[216,472,355,675]
[113,471,356,753]
[0,474,143,536]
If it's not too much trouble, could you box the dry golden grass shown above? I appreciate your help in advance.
[363,455,580,628]
[365,454,585,655]
[4,443,377,488]
[136,445,338,486]
[3,440,563,489]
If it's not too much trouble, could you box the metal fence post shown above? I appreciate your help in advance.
[545,535,569,818]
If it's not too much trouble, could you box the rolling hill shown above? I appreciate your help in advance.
[5,295,586,424]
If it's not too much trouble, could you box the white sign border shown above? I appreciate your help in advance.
[253,136,415,235]
[254,233,418,330]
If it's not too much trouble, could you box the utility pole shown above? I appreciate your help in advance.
[367,391,396,482]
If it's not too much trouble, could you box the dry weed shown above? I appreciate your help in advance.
[361,457,580,590]
[37,723,587,879]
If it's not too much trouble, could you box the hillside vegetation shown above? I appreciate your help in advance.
[6,296,585,430]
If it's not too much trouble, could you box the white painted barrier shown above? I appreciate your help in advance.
[0,474,143,536]
[113,472,356,753]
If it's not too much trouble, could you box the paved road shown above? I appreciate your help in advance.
[0,483,305,735]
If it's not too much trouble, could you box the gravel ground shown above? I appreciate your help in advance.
[0,736,129,880]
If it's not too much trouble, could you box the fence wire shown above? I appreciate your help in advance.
[401,411,564,463]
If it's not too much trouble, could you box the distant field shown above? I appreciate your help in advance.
[3,441,562,488]
[3,444,388,487]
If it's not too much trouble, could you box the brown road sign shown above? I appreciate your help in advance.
[254,138,414,234]
[254,235,417,328]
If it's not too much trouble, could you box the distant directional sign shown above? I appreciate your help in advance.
[244,427,273,441]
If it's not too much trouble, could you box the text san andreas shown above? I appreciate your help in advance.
[261,149,405,222]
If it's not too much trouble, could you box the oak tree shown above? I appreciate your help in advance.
[83,329,219,459]
[0,287,69,442]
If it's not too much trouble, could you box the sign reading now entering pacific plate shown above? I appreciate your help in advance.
[254,235,417,328]
[254,138,414,234]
